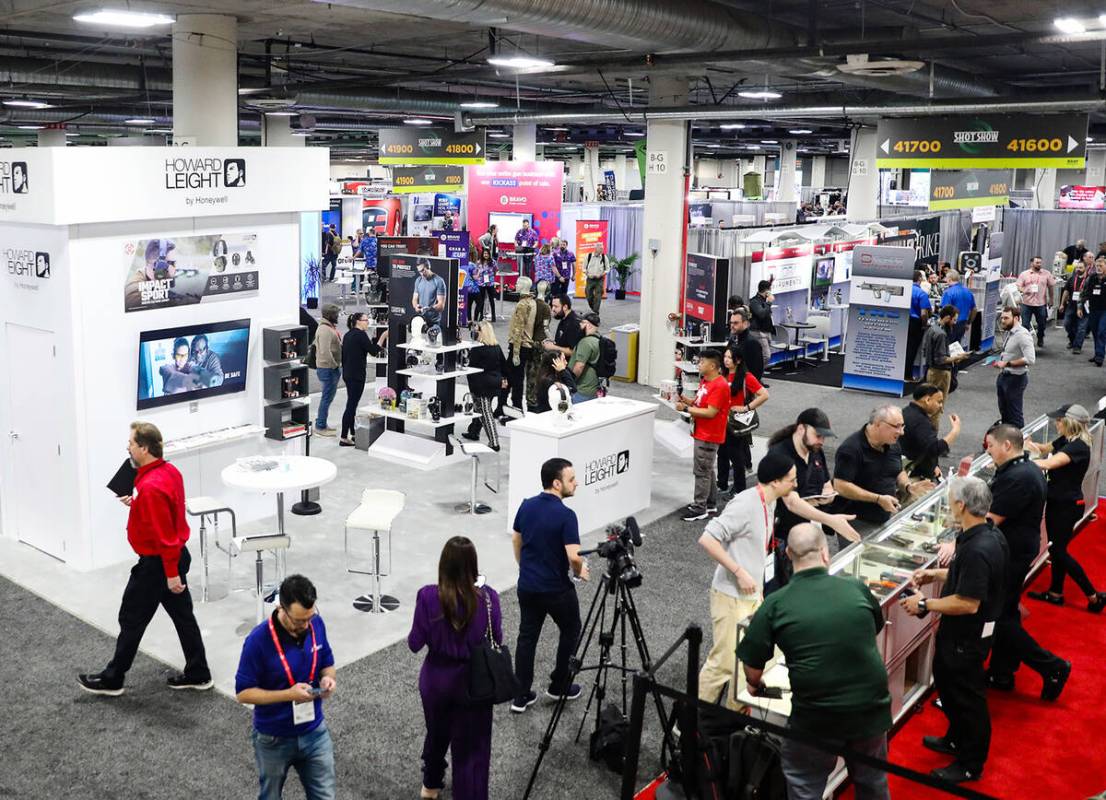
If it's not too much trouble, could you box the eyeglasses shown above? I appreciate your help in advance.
[881,421,905,431]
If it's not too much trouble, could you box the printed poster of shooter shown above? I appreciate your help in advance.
[123,232,260,312]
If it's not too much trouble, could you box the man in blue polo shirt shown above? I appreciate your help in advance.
[940,269,977,346]
[236,574,337,800]
[905,267,932,381]
[511,457,590,713]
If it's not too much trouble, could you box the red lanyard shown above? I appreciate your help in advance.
[756,485,774,553]
[268,616,317,687]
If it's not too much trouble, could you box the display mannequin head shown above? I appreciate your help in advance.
[516,275,533,295]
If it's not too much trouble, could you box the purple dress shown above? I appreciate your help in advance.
[408,584,503,799]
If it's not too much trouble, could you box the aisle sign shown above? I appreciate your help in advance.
[876,114,1088,169]
[391,165,465,193]
[379,128,486,165]
[929,169,1012,210]
[647,151,669,175]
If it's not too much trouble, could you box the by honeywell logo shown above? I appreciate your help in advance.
[164,157,246,190]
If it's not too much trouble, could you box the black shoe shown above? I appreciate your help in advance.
[338,438,355,447]
[986,673,1015,692]
[1028,590,1065,606]
[1041,660,1072,702]
[489,444,501,452]
[78,673,124,697]
[1089,357,1098,362]
[461,431,480,442]
[1088,593,1106,613]
[931,762,980,784]
[1096,361,1103,368]
[546,683,582,701]
[510,691,538,713]
[167,673,214,691]
[682,505,709,522]
[922,735,958,756]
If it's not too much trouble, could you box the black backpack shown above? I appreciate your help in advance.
[590,333,618,379]
[728,728,786,800]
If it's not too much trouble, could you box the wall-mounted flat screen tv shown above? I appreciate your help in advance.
[137,318,251,409]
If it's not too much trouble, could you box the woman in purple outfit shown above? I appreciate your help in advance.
[408,536,502,800]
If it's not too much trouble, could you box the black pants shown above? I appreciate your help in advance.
[473,286,496,322]
[716,433,749,492]
[341,375,365,439]
[103,548,209,685]
[1046,498,1097,596]
[514,586,581,698]
[933,634,991,774]
[989,552,1065,681]
[996,371,1027,428]
[905,316,924,380]
[323,251,338,281]
[506,344,531,410]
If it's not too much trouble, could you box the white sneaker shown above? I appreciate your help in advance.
[315,427,337,437]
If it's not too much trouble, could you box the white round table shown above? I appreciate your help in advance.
[222,456,338,575]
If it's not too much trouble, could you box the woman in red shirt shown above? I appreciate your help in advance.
[718,344,769,496]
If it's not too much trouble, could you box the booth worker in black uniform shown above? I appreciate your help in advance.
[900,384,961,479]
[901,476,1008,785]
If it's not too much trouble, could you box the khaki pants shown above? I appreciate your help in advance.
[698,588,762,710]
[585,277,604,313]
[925,367,952,432]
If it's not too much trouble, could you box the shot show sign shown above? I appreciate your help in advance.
[379,129,486,165]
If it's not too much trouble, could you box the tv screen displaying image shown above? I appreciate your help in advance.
[137,319,251,409]
[814,256,835,285]
[413,205,434,222]
[488,211,532,245]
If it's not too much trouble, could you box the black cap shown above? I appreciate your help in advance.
[757,450,796,484]
[1046,403,1091,424]
[582,312,601,327]
[796,408,835,437]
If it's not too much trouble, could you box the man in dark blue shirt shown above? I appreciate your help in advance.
[511,457,590,713]
[236,574,337,800]
[940,270,977,345]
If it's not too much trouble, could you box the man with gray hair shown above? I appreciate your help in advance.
[901,476,1009,784]
[738,523,892,800]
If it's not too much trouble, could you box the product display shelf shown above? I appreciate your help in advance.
[262,325,311,443]
[261,325,308,364]
[650,394,691,419]
[396,366,481,381]
[263,399,310,442]
[397,340,477,354]
[363,405,478,428]
[674,360,701,374]
[263,362,310,403]
[673,336,729,348]
[163,424,265,457]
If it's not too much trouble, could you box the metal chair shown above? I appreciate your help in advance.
[450,436,497,515]
[231,533,291,624]
[798,315,832,363]
[345,489,405,613]
[769,327,799,370]
[185,496,237,603]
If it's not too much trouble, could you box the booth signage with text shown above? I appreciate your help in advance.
[750,244,813,293]
[929,169,1012,210]
[362,197,402,235]
[123,232,260,312]
[876,113,1088,169]
[880,215,941,267]
[391,165,465,194]
[842,245,916,395]
[1059,185,1106,210]
[379,128,486,165]
[574,219,608,298]
[981,231,1003,349]
[683,253,730,339]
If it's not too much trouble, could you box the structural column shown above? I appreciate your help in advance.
[36,129,66,147]
[846,127,880,221]
[172,14,238,146]
[583,143,602,200]
[613,153,628,191]
[1034,168,1058,209]
[1085,149,1106,186]
[638,78,689,387]
[513,123,536,161]
[262,114,305,147]
[810,155,827,189]
[776,139,798,203]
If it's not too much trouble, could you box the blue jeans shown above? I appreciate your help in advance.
[315,367,340,430]
[252,723,336,800]
[571,392,596,404]
[1065,305,1090,350]
[1020,303,1049,344]
[1091,309,1106,364]
[996,371,1028,428]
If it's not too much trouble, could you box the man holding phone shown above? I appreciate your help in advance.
[236,574,337,800]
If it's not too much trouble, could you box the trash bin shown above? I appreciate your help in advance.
[610,323,639,383]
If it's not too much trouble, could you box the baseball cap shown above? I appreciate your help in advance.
[796,408,835,438]
[582,312,601,327]
[757,450,796,484]
[1046,403,1091,424]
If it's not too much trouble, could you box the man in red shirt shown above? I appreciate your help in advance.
[675,350,730,521]
[79,421,211,696]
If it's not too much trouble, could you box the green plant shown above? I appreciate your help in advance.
[611,252,640,290]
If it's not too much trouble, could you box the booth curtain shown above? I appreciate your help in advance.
[1003,208,1106,276]
[600,204,644,292]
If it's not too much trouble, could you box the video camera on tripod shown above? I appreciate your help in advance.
[580,516,643,588]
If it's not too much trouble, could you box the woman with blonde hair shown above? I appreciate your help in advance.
[463,321,507,451]
[1026,404,1106,612]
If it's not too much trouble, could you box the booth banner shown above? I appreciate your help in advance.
[433,194,462,231]
[574,219,608,298]
[1059,185,1106,210]
[683,252,730,326]
[876,113,1088,169]
[391,166,464,194]
[436,231,469,266]
[981,231,1003,347]
[377,236,437,277]
[842,245,915,395]
[341,180,390,197]
[407,192,436,236]
[750,244,813,294]
[123,232,259,313]
[880,215,941,267]
[362,197,402,235]
[379,128,486,165]
[466,161,564,246]
[689,202,712,226]
[929,169,1011,210]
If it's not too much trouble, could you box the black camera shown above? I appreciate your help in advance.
[583,516,643,588]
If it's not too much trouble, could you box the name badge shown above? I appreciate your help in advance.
[1072,291,1081,301]
[1025,284,1039,294]
[763,552,775,585]
[1095,288,1102,296]
[981,620,995,639]
[293,699,316,725]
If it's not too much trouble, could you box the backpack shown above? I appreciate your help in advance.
[727,728,787,800]
[590,333,618,379]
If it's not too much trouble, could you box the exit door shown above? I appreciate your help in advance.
[6,323,66,560]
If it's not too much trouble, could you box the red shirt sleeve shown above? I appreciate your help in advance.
[744,373,763,395]
[146,486,184,578]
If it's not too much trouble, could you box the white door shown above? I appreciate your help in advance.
[7,323,66,560]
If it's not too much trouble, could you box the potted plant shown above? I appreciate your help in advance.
[610,252,639,300]
[302,255,321,308]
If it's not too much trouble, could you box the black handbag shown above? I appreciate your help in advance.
[465,591,518,706]
[728,407,760,437]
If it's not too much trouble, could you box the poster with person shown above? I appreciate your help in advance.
[123,232,260,312]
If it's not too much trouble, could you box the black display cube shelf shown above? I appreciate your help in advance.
[265,399,310,442]
[263,325,308,363]
[264,363,309,403]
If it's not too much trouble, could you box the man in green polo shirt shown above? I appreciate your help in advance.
[737,524,892,800]
[568,312,602,402]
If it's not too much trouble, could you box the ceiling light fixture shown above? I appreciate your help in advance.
[73,9,175,28]
[403,118,434,126]
[265,110,297,117]
[720,123,746,130]
[739,89,782,100]
[487,55,555,69]
[145,128,172,134]
[460,101,500,109]
[4,99,51,109]
[761,139,779,144]
[17,125,44,130]
[789,129,813,134]
[1055,17,1086,34]
[488,132,510,138]
[545,126,569,131]
[125,117,156,125]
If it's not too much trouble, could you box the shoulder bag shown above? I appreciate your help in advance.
[465,590,518,706]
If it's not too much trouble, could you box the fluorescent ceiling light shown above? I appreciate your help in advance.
[761,139,779,144]
[73,9,174,27]
[291,131,312,137]
[488,133,510,138]
[65,132,79,136]
[789,129,813,134]
[18,125,44,130]
[487,55,555,69]
[545,126,569,131]
[720,123,746,130]
[125,117,156,125]
[460,101,499,109]
[145,128,172,134]
[403,118,433,125]
[1055,17,1086,34]
[739,90,782,100]
[4,99,51,109]
[265,110,297,117]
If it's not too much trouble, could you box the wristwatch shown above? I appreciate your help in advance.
[917,597,929,618]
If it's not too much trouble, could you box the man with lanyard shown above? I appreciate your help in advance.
[543,294,583,359]
[921,305,968,427]
[905,267,932,381]
[79,421,211,696]
[514,218,540,281]
[552,238,576,298]
[1015,255,1057,348]
[236,574,337,800]
[1059,252,1092,352]
[977,425,1071,700]
[1084,254,1106,367]
[940,270,976,346]
[902,477,1008,785]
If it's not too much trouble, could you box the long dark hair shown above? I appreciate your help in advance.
[347,312,366,331]
[438,536,480,632]
[536,350,563,387]
[724,345,748,398]
[768,423,797,447]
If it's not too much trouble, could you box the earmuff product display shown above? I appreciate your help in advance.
[405,352,419,369]
[427,397,441,422]
[458,348,470,368]
[461,393,474,414]
[231,252,241,267]
[245,250,255,265]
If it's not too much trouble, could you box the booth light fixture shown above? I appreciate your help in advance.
[4,99,51,109]
[403,118,434,125]
[73,9,175,27]
[125,117,156,125]
[789,129,813,134]
[460,100,500,109]
[545,126,569,131]
[65,131,79,136]
[1055,17,1086,34]
[623,131,644,136]
[487,55,555,69]
[17,124,44,130]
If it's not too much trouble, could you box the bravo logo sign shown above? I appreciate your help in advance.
[164,157,246,190]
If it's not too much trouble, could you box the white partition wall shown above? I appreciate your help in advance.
[0,147,329,570]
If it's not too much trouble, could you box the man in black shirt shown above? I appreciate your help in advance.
[726,308,765,381]
[901,384,961,479]
[982,424,1070,699]
[768,408,836,546]
[902,476,1008,784]
[543,294,583,358]
[1062,238,1087,265]
[1084,255,1106,366]
[748,280,775,365]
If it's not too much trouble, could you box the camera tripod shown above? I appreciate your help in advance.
[523,562,674,799]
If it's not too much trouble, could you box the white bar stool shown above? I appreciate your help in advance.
[231,533,291,624]
[451,436,496,515]
[185,496,237,603]
[345,489,405,614]
[335,273,354,307]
